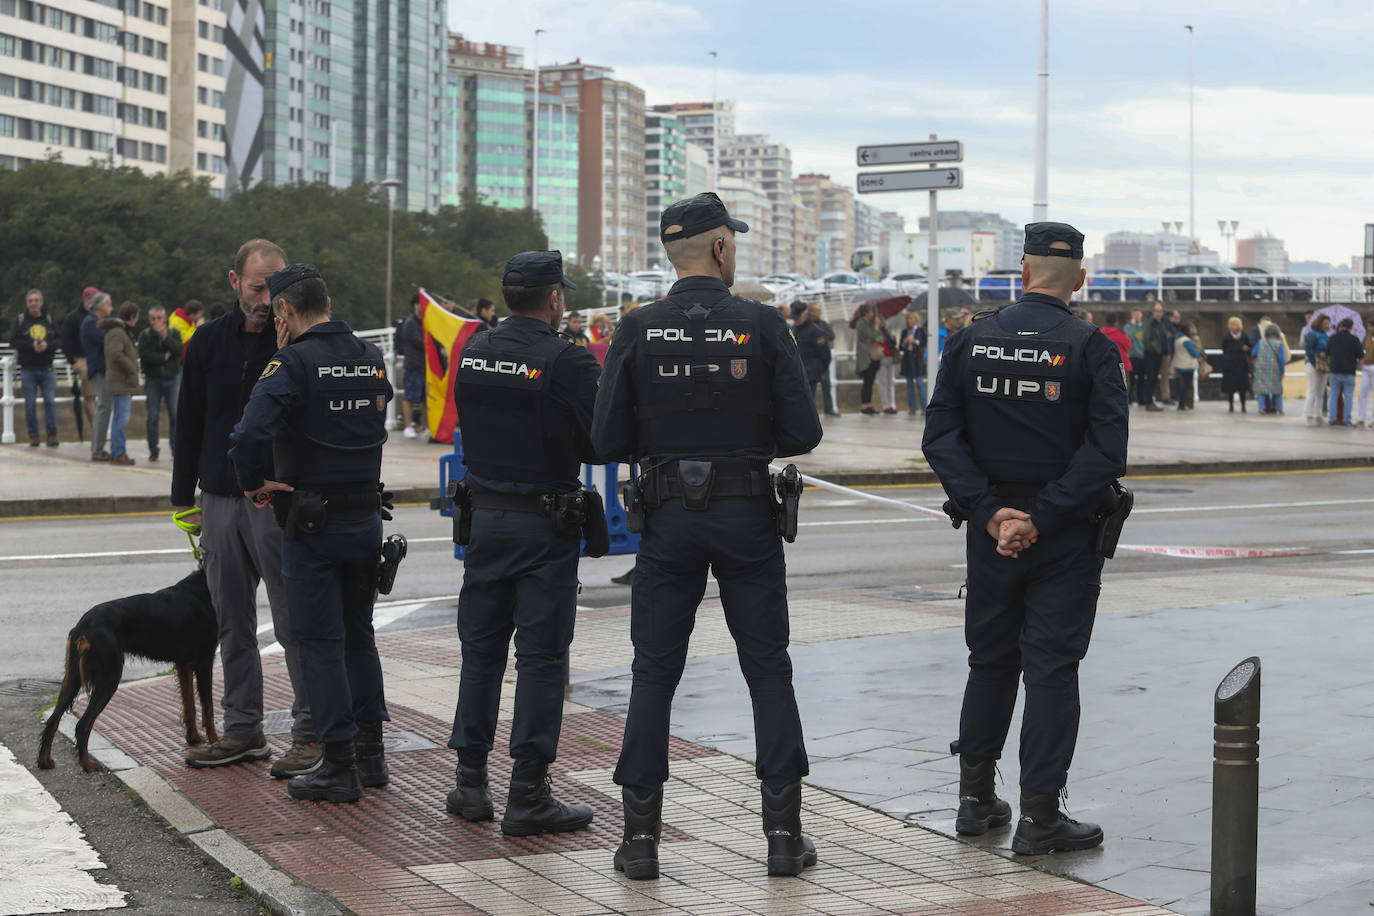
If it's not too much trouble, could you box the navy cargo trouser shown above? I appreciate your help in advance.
[958,519,1103,794]
[281,512,389,745]
[449,508,580,770]
[614,495,808,792]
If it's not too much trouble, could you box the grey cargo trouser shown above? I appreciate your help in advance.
[201,491,314,742]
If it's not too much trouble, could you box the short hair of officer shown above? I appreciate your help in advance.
[274,276,330,318]
[662,226,737,286]
[1021,241,1086,295]
[501,273,561,314]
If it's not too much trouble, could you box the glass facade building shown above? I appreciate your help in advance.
[644,113,687,269]
[253,0,443,210]
[533,89,578,260]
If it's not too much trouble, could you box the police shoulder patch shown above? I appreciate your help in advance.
[259,359,281,380]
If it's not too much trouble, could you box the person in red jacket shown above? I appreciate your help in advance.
[1099,313,1133,388]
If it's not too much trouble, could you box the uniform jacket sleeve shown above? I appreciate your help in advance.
[1031,332,1129,537]
[590,312,640,463]
[919,327,1004,534]
[229,349,302,492]
[765,306,823,458]
[553,343,606,465]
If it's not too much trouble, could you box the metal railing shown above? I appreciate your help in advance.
[1081,273,1374,304]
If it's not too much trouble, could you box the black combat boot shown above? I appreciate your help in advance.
[500,765,594,837]
[955,755,1012,836]
[1011,790,1104,855]
[354,722,388,789]
[287,742,362,803]
[613,786,663,880]
[760,782,818,876]
[445,762,494,821]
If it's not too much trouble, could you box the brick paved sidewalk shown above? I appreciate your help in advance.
[73,601,1174,916]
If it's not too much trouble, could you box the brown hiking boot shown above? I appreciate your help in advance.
[45,431,59,447]
[186,732,270,769]
[270,741,323,779]
[111,454,135,466]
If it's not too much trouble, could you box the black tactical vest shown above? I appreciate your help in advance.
[634,294,774,457]
[273,333,389,488]
[456,329,578,483]
[961,311,1095,483]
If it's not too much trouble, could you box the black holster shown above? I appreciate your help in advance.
[1093,481,1134,559]
[942,498,966,530]
[283,490,326,539]
[375,534,407,595]
[580,489,609,558]
[621,475,645,533]
[448,479,472,546]
[773,463,802,543]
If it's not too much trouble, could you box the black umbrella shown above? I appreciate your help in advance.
[910,287,976,310]
[70,376,84,441]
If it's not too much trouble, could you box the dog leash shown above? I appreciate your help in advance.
[173,507,205,563]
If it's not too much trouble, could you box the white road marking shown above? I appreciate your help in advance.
[0,742,126,914]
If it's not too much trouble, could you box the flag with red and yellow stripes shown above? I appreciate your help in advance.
[418,288,483,444]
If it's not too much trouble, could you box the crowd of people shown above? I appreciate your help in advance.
[10,287,224,461]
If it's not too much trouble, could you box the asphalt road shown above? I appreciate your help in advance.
[2,469,1370,683]
[0,468,1369,913]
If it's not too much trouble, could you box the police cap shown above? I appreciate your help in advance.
[267,263,323,299]
[1023,222,1084,259]
[660,192,749,242]
[502,250,577,290]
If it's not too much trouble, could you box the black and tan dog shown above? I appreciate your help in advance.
[37,567,218,772]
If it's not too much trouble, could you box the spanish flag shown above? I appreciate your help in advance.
[419,287,483,443]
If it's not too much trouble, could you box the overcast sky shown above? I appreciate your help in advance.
[450,0,1374,266]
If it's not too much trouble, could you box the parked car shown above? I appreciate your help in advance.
[881,272,927,293]
[1159,265,1268,301]
[977,269,1023,302]
[759,273,808,297]
[804,271,871,292]
[1086,268,1157,301]
[1230,266,1312,301]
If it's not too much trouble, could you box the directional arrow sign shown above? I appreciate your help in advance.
[856,168,963,194]
[857,140,962,167]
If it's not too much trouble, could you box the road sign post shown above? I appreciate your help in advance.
[856,137,964,400]
[855,168,962,194]
[856,140,962,167]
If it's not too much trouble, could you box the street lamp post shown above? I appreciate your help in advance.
[381,178,403,329]
[1032,0,1049,222]
[532,29,544,218]
[1186,25,1195,262]
[708,51,718,191]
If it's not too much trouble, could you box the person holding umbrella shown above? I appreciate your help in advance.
[853,303,881,416]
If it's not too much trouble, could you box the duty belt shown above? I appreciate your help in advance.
[315,484,381,518]
[646,458,770,506]
[468,490,555,515]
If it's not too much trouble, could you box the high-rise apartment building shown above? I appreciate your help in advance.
[1,0,227,193]
[794,173,855,274]
[250,0,444,210]
[531,86,578,261]
[644,111,686,268]
[444,36,526,209]
[717,133,793,275]
[790,193,818,277]
[1100,230,1217,271]
[541,60,644,272]
[715,173,771,279]
[649,99,733,176]
[1236,233,1289,274]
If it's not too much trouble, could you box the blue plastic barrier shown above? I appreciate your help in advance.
[435,431,641,561]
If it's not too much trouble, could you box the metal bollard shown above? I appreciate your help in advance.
[1,355,15,445]
[1211,656,1261,916]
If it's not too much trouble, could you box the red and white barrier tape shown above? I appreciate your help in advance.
[774,466,1304,560]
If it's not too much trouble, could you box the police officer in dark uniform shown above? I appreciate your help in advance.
[592,193,823,879]
[445,250,603,836]
[229,263,394,804]
[921,223,1128,854]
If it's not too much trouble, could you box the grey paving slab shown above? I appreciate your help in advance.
[573,593,1374,913]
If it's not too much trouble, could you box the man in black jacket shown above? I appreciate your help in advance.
[1326,317,1364,427]
[60,287,99,428]
[396,293,426,438]
[792,300,838,416]
[13,289,61,447]
[174,238,319,776]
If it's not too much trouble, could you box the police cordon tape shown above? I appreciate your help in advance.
[771,466,1312,560]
